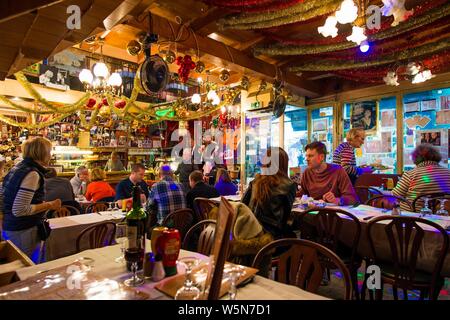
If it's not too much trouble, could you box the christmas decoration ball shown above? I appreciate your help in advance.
[195,61,205,73]
[86,98,96,109]
[165,50,176,64]
[219,69,230,82]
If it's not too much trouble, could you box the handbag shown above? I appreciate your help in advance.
[37,219,52,241]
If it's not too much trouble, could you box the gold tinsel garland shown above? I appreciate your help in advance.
[0,112,71,130]
[254,2,450,55]
[220,0,341,30]
[219,0,337,27]
[289,37,450,71]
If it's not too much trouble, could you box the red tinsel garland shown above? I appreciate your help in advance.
[238,0,303,13]
[206,0,276,7]
[263,0,447,44]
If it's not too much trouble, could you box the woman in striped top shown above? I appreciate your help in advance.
[392,144,450,211]
[333,128,373,184]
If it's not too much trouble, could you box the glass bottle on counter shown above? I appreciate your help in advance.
[125,185,147,271]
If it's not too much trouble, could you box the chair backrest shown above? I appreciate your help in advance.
[85,202,109,213]
[354,186,382,204]
[76,222,116,253]
[162,208,195,240]
[54,206,72,218]
[412,193,450,214]
[193,197,219,222]
[182,219,216,256]
[299,208,361,266]
[252,238,353,300]
[365,195,413,211]
[62,205,80,216]
[367,216,449,295]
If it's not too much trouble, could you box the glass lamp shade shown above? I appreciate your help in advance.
[93,62,109,78]
[107,72,122,87]
[212,95,221,106]
[191,94,201,104]
[79,69,93,84]
[335,0,358,24]
[207,90,217,101]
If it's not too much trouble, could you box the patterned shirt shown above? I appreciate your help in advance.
[145,176,186,224]
[392,161,450,211]
[333,142,361,179]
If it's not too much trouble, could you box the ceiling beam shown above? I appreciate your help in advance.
[188,7,227,34]
[126,14,320,97]
[103,0,145,30]
[0,0,63,23]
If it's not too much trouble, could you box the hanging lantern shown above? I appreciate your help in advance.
[240,76,250,90]
[165,50,176,64]
[195,61,205,73]
[219,69,230,82]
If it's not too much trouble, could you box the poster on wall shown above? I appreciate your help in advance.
[364,140,382,153]
[312,118,328,131]
[448,129,450,157]
[350,100,378,135]
[381,110,395,127]
[381,132,392,152]
[39,65,70,90]
[436,110,450,125]
[421,99,437,111]
[420,131,441,146]
[441,96,450,110]
[404,101,420,113]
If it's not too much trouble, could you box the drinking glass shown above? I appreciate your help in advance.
[115,222,127,263]
[225,265,245,300]
[107,202,114,211]
[419,197,433,217]
[124,247,145,287]
[174,257,200,300]
[436,199,449,216]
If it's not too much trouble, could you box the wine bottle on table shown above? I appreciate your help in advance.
[125,185,147,271]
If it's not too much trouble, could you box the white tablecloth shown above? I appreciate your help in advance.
[45,211,125,261]
[293,204,450,276]
[16,243,327,300]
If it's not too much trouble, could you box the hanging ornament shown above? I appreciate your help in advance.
[240,76,250,90]
[114,100,126,109]
[195,61,205,73]
[99,105,110,117]
[86,98,96,109]
[219,69,230,82]
[126,40,142,56]
[381,0,414,27]
[346,26,367,45]
[176,55,196,83]
[165,50,176,64]
[102,98,109,106]
[318,16,338,38]
[383,71,399,86]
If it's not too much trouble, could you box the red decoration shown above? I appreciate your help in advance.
[219,113,227,124]
[102,98,109,106]
[207,0,303,12]
[97,102,103,109]
[176,55,196,83]
[86,98,96,109]
[114,100,126,109]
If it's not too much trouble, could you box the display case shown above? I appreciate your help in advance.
[284,105,308,169]
[310,106,334,162]
[51,146,94,171]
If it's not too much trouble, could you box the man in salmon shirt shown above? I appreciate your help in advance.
[299,141,358,206]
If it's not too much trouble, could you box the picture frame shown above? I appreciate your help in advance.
[312,118,328,132]
[350,100,378,135]
[421,99,437,111]
[440,96,450,110]
[419,130,441,146]
[404,101,420,113]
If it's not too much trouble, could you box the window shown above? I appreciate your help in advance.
[284,106,308,169]
[311,106,333,162]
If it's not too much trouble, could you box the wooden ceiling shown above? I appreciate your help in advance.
[1,0,449,98]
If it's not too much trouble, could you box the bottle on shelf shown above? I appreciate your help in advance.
[125,185,148,271]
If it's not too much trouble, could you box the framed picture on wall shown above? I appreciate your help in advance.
[312,118,328,131]
[421,99,437,111]
[420,130,441,146]
[441,96,450,110]
[350,100,378,135]
[404,101,420,113]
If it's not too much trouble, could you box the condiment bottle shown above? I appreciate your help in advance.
[152,254,166,282]
[156,229,181,276]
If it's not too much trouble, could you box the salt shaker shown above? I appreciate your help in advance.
[152,254,165,282]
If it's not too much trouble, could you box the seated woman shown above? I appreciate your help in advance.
[214,168,238,196]
[85,168,116,203]
[242,147,297,239]
[392,144,450,211]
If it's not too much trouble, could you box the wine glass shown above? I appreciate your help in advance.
[419,197,433,217]
[174,257,200,300]
[107,202,114,211]
[124,247,145,287]
[225,265,245,300]
[115,222,127,263]
[436,199,449,216]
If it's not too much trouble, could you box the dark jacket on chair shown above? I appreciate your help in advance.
[186,181,220,209]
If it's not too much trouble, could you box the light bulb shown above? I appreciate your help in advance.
[221,106,226,113]
[107,72,122,87]
[318,16,338,38]
[335,0,358,24]
[212,95,221,106]
[197,77,203,83]
[207,90,217,100]
[359,41,370,53]
[79,69,93,84]
[93,62,109,78]
[191,93,201,104]
[347,26,367,45]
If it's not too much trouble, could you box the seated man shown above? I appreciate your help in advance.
[115,163,150,205]
[186,170,220,210]
[70,166,89,196]
[45,168,82,214]
[145,165,186,225]
[299,141,358,206]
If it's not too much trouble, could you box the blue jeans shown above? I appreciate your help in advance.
[2,226,41,263]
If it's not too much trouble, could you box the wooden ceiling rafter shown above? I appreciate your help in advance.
[0,0,64,23]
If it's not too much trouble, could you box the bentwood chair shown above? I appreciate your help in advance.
[252,238,353,300]
[162,208,195,241]
[182,219,216,256]
[412,193,450,214]
[85,202,109,214]
[75,222,116,253]
[193,198,219,222]
[364,216,449,300]
[53,206,72,218]
[297,208,362,299]
[365,195,413,211]
[354,186,383,204]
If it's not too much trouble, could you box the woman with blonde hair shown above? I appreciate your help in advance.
[242,147,297,239]
[85,167,116,202]
[333,128,373,184]
[1,137,61,262]
[214,168,238,196]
